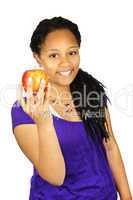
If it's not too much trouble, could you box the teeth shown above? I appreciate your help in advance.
[59,70,72,76]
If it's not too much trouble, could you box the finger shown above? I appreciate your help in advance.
[26,78,33,99]
[16,83,28,113]
[46,82,51,99]
[25,78,33,113]
[16,83,23,103]
[37,79,46,105]
[43,82,51,105]
[38,79,46,93]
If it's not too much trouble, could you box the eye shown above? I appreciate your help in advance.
[69,51,78,55]
[49,53,58,58]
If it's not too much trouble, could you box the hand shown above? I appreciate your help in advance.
[17,78,52,123]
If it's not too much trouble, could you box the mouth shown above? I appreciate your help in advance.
[57,68,74,77]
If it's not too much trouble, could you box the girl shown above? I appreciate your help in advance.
[11,16,132,200]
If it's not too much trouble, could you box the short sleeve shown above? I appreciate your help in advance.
[11,100,35,132]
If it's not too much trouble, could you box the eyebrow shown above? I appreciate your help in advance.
[48,46,79,51]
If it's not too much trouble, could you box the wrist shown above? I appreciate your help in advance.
[35,109,53,125]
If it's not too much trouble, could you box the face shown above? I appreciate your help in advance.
[33,29,80,91]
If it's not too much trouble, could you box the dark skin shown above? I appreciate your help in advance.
[18,28,132,198]
[34,29,80,93]
[33,29,81,120]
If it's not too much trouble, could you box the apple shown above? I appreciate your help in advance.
[22,69,48,93]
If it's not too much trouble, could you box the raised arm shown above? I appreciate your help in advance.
[13,80,66,186]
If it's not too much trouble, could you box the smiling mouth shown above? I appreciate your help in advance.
[57,69,73,76]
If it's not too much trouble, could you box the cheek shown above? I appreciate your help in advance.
[39,57,58,75]
[70,56,80,65]
[45,61,60,73]
[41,56,58,66]
[46,68,58,79]
[46,58,60,66]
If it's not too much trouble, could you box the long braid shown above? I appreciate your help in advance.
[70,68,111,141]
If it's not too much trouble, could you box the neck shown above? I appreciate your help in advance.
[50,82,71,96]
[49,82,73,106]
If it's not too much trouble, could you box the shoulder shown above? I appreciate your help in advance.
[11,100,35,132]
[11,100,22,113]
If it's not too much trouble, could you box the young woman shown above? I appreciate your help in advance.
[11,16,132,200]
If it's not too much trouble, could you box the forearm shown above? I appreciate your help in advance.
[105,142,132,199]
[36,114,66,185]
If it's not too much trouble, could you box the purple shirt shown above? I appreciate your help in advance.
[11,101,118,200]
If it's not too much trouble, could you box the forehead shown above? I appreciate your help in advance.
[42,29,79,51]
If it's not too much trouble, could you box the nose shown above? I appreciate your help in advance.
[59,55,70,66]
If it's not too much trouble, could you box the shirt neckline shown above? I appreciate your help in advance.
[48,105,83,123]
[53,114,83,123]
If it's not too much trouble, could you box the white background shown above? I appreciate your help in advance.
[0,0,133,199]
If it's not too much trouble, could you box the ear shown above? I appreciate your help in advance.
[33,52,42,65]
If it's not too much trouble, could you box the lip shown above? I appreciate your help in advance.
[57,69,74,77]
[57,68,74,73]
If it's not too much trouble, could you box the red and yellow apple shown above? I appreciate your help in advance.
[22,69,48,93]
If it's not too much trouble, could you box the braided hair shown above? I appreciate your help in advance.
[70,68,110,142]
[30,16,111,142]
